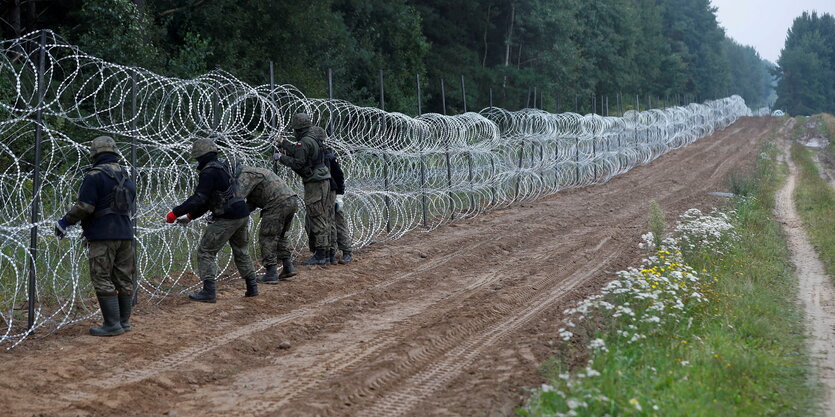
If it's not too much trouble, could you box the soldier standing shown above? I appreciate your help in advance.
[275,113,333,266]
[235,166,299,283]
[325,147,353,265]
[54,136,136,337]
[166,138,259,302]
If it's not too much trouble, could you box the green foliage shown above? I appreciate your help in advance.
[775,12,835,116]
[166,32,213,79]
[648,200,665,250]
[74,0,162,68]
[10,0,775,114]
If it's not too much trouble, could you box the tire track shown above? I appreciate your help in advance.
[358,246,623,417]
[81,239,490,391]
[175,235,589,416]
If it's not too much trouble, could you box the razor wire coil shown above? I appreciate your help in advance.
[0,30,751,347]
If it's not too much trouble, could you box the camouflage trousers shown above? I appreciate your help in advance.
[330,191,353,253]
[259,197,299,267]
[87,239,135,297]
[197,217,256,282]
[303,180,334,252]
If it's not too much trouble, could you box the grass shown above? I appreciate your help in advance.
[790,141,835,281]
[519,139,820,416]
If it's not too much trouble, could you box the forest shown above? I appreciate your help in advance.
[774,11,835,116]
[4,0,775,115]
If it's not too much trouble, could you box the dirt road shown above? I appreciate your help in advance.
[775,136,835,416]
[0,117,776,417]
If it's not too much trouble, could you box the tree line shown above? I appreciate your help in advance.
[774,11,835,116]
[4,0,774,115]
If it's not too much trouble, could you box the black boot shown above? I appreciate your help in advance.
[278,258,297,280]
[258,265,279,284]
[339,251,353,264]
[90,295,125,337]
[245,277,259,297]
[189,279,216,303]
[118,295,133,332]
[301,250,328,266]
[328,249,337,265]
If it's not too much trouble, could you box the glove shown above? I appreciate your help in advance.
[335,194,344,212]
[176,214,193,225]
[165,211,177,223]
[54,217,69,239]
[272,151,283,161]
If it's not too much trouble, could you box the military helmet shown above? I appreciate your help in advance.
[89,136,118,158]
[291,113,312,130]
[191,138,218,160]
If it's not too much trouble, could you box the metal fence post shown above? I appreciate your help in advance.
[379,70,391,233]
[269,62,278,172]
[327,68,334,135]
[130,70,139,306]
[461,75,474,213]
[574,137,580,185]
[27,30,46,330]
[417,74,427,228]
[439,79,454,219]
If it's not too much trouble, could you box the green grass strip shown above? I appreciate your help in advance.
[519,141,820,416]
[790,141,835,281]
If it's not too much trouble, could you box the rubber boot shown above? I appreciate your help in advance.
[245,278,259,297]
[189,279,216,303]
[301,250,328,266]
[258,265,279,284]
[328,249,337,265]
[278,258,297,280]
[118,295,133,332]
[90,295,125,337]
[339,251,353,265]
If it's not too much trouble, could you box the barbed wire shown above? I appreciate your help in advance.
[0,30,751,347]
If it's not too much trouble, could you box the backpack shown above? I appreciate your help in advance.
[91,165,132,219]
[203,159,245,215]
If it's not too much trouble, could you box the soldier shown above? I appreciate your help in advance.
[54,136,136,337]
[274,113,333,266]
[235,165,299,283]
[325,147,353,265]
[166,138,258,302]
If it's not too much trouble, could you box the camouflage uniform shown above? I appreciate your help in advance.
[86,240,135,296]
[170,138,258,302]
[332,204,353,253]
[55,136,136,336]
[324,148,353,262]
[278,114,333,263]
[236,166,298,267]
[196,217,255,282]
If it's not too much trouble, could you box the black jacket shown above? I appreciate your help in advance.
[172,153,249,220]
[325,148,345,195]
[71,153,136,240]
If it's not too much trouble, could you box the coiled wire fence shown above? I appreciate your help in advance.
[0,31,751,347]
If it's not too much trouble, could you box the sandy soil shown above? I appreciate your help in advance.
[0,117,775,417]
[776,135,835,416]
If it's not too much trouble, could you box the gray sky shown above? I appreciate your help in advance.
[711,0,835,63]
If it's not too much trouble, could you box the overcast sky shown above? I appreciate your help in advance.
[710,0,835,64]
